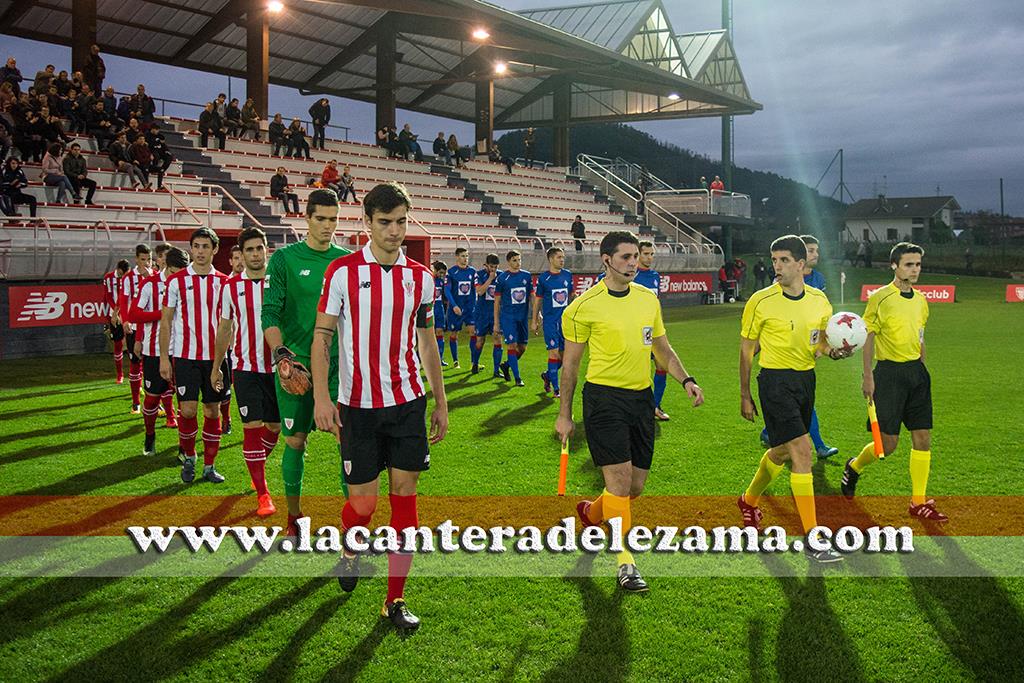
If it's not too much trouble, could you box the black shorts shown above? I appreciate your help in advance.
[339,396,430,486]
[582,382,655,470]
[142,355,169,396]
[234,370,279,425]
[872,359,932,434]
[107,323,125,342]
[757,368,815,447]
[126,330,141,363]
[173,357,229,404]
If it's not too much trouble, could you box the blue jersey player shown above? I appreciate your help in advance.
[471,253,501,376]
[493,250,532,386]
[636,240,672,421]
[445,247,476,367]
[432,260,449,366]
[532,247,573,397]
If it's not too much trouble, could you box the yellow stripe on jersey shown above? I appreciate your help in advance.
[740,282,832,371]
[863,282,929,361]
[562,281,665,391]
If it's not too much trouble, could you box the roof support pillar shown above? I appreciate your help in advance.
[70,0,96,76]
[552,82,571,168]
[375,23,397,131]
[474,79,494,153]
[246,0,270,119]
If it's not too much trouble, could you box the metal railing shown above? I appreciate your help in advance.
[644,188,752,219]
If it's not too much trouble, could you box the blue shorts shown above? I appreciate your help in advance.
[543,318,564,351]
[433,303,446,331]
[501,317,529,345]
[447,304,475,331]
[474,315,495,337]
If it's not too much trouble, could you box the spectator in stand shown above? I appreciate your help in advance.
[489,140,513,173]
[240,98,261,140]
[1,157,37,216]
[338,165,356,202]
[523,127,535,168]
[699,176,708,190]
[33,65,55,96]
[386,125,399,157]
[129,135,156,188]
[1,57,23,96]
[375,124,389,151]
[710,175,725,194]
[76,84,97,119]
[40,143,75,203]
[83,44,106,94]
[63,142,96,205]
[38,107,71,150]
[108,131,147,188]
[570,214,586,252]
[286,117,311,159]
[214,93,227,118]
[320,158,341,193]
[116,95,132,125]
[145,123,173,189]
[0,106,12,161]
[62,88,85,134]
[198,101,226,150]
[131,84,156,123]
[86,99,115,151]
[268,113,286,155]
[54,70,72,96]
[71,70,84,92]
[308,98,330,150]
[269,166,299,214]
[753,257,768,289]
[447,133,463,168]
[224,97,243,137]
[101,86,116,116]
[0,82,14,110]
[45,85,61,114]
[433,131,451,165]
[125,117,144,143]
[398,123,423,161]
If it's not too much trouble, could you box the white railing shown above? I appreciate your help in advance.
[645,188,752,219]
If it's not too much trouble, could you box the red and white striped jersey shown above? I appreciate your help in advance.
[135,271,169,357]
[120,266,149,332]
[164,265,227,361]
[220,272,272,373]
[102,271,120,310]
[318,245,435,409]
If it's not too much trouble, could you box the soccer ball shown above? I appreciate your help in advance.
[826,312,868,352]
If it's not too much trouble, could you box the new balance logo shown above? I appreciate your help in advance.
[360,281,372,288]
[16,292,67,322]
[299,270,311,276]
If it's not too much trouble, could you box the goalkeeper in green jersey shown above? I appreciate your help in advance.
[262,189,350,534]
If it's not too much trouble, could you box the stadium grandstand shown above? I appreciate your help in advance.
[0,0,760,342]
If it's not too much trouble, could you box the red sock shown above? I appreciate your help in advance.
[242,427,268,495]
[129,361,142,405]
[387,493,418,603]
[142,394,161,435]
[114,341,124,379]
[260,427,280,458]
[161,391,175,418]
[220,399,231,423]
[202,417,222,466]
[178,415,198,457]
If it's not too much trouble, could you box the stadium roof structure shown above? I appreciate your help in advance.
[0,0,760,131]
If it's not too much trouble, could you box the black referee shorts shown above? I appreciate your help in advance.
[339,396,430,486]
[757,369,816,448]
[173,357,229,404]
[234,370,279,425]
[142,355,170,396]
[872,359,932,434]
[582,382,656,470]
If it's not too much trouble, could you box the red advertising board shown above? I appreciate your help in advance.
[8,285,112,328]
[860,284,956,303]
[1007,284,1024,302]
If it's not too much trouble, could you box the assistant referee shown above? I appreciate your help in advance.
[556,231,705,593]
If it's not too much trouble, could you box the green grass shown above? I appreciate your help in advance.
[1,265,1023,681]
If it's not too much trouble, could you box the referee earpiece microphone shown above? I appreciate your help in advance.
[604,259,630,278]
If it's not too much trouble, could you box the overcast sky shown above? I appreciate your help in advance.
[6,0,1022,214]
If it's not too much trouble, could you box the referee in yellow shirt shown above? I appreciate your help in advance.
[737,235,851,563]
[841,242,947,522]
[556,231,705,592]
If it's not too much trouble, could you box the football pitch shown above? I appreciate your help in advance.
[1,265,1022,681]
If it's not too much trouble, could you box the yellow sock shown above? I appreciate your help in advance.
[589,489,608,521]
[602,493,635,566]
[745,451,784,507]
[790,472,817,533]
[850,442,877,474]
[910,449,931,506]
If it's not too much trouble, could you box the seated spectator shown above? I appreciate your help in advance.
[198,102,226,150]
[62,142,96,205]
[107,131,147,188]
[130,136,156,188]
[54,70,72,96]
[447,133,463,168]
[1,157,37,216]
[270,166,299,214]
[116,95,132,124]
[86,100,115,151]
[308,98,330,150]
[338,165,356,202]
[213,93,226,117]
[489,141,513,173]
[145,123,173,189]
[131,84,155,122]
[124,117,144,143]
[433,131,452,165]
[33,65,55,96]
[268,113,286,155]
[0,81,14,110]
[101,86,116,116]
[78,85,98,120]
[320,159,341,193]
[286,118,311,159]
[40,143,76,203]
[376,125,389,149]
[0,106,12,161]
[240,98,261,140]
[37,107,71,149]
[398,123,422,161]
[45,85,61,114]
[224,97,243,137]
[1,57,23,96]
[71,70,84,92]
[61,88,85,134]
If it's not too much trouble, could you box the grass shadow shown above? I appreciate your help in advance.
[476,396,552,438]
[318,619,392,682]
[258,593,350,681]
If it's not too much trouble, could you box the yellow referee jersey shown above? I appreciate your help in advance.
[741,283,832,371]
[863,282,929,361]
[563,281,665,390]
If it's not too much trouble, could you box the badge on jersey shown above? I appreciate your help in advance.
[486,284,497,300]
[642,326,654,345]
[458,281,472,296]
[284,418,294,430]
[510,286,527,304]
[178,385,186,395]
[239,406,248,417]
[344,460,352,476]
[551,288,569,308]
[810,329,821,345]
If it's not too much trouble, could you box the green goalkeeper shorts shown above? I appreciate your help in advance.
[275,355,339,437]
